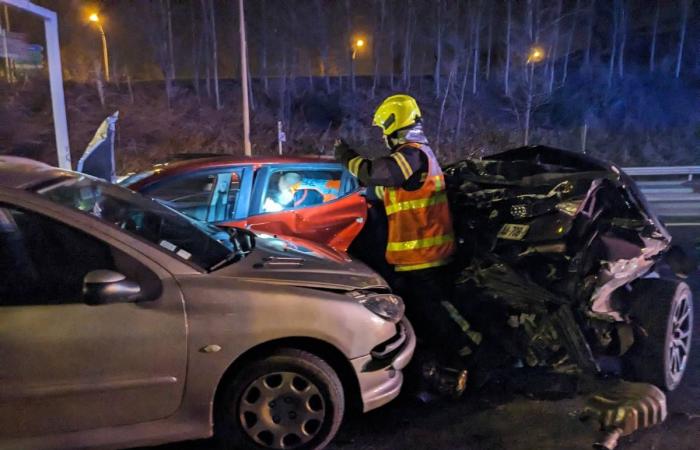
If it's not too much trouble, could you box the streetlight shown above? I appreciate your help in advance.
[352,38,365,60]
[526,45,545,64]
[88,12,110,82]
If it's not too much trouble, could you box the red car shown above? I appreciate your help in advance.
[120,155,369,254]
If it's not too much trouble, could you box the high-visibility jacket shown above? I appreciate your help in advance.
[383,143,455,271]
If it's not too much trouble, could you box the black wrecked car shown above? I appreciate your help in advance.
[444,146,693,391]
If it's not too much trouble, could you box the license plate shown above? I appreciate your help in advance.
[497,224,530,240]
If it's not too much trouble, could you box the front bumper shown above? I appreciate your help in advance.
[350,317,416,412]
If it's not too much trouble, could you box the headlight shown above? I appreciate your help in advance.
[349,291,405,322]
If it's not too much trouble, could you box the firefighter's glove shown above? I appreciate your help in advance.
[334,139,356,164]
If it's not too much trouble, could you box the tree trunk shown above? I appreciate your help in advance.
[314,0,331,93]
[456,16,473,145]
[200,0,211,98]
[208,0,221,109]
[403,0,415,90]
[125,68,134,104]
[261,0,269,96]
[675,0,690,78]
[371,0,386,98]
[345,0,355,92]
[471,1,481,95]
[524,64,535,145]
[618,0,626,79]
[607,0,618,88]
[437,61,457,154]
[562,0,580,83]
[584,0,595,69]
[389,12,395,90]
[166,0,175,82]
[504,0,512,94]
[190,1,200,99]
[434,0,442,97]
[548,0,563,93]
[485,2,493,81]
[649,0,660,73]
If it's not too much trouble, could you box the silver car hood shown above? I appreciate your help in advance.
[215,234,389,292]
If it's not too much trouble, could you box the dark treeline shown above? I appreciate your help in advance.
[3,0,699,167]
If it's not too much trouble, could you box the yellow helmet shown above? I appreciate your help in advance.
[372,94,422,136]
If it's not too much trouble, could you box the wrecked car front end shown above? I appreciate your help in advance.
[445,146,690,389]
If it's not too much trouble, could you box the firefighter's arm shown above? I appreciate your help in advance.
[335,140,424,188]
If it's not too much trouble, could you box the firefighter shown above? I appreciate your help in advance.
[335,94,479,397]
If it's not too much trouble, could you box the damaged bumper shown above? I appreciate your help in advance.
[351,318,416,412]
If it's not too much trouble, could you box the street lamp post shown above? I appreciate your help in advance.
[89,13,109,82]
[524,45,545,145]
[350,37,364,92]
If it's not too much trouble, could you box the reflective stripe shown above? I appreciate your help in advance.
[385,191,448,215]
[391,152,413,179]
[433,175,444,191]
[394,258,450,272]
[387,233,454,251]
[348,156,364,177]
[388,188,398,205]
[441,301,483,345]
[374,185,385,199]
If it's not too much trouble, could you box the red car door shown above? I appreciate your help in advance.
[221,164,367,252]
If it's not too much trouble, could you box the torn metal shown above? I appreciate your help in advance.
[444,146,674,374]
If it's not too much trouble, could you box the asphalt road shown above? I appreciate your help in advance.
[146,224,700,450]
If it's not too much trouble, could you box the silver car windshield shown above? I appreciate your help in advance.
[36,176,235,271]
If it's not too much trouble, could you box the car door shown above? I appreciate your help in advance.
[225,163,367,252]
[0,200,188,438]
[140,167,249,223]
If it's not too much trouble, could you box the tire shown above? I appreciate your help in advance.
[216,348,345,450]
[625,279,694,391]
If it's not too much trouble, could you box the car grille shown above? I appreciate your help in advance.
[363,322,408,371]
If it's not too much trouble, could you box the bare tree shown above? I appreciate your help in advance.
[471,0,482,94]
[584,0,595,69]
[434,0,443,97]
[618,0,627,79]
[371,0,386,98]
[607,0,619,88]
[314,0,331,93]
[504,0,512,94]
[649,0,660,73]
[207,0,221,109]
[675,0,690,78]
[562,0,581,83]
[346,0,355,92]
[547,0,563,93]
[485,2,493,81]
[190,1,201,100]
[402,0,416,90]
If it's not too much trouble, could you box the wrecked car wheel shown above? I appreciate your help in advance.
[625,279,693,391]
[216,349,345,450]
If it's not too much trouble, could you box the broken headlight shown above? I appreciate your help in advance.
[349,291,405,322]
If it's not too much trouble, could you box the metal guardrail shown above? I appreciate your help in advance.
[622,166,700,221]
[623,166,700,181]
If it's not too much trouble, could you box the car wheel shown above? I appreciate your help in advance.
[216,348,345,450]
[625,279,693,391]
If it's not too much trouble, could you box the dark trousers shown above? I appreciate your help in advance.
[392,265,472,365]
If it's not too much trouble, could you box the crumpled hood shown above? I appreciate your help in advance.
[214,233,388,291]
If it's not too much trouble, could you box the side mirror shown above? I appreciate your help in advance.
[83,270,141,305]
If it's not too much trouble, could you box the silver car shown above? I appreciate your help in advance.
[0,156,415,450]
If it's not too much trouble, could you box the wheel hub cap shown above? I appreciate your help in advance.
[669,295,692,383]
[239,372,325,449]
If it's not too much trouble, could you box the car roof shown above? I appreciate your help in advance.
[126,154,338,188]
[0,156,71,190]
[151,154,335,171]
